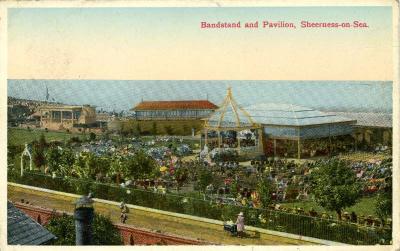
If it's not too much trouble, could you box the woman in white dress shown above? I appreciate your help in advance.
[236,212,245,237]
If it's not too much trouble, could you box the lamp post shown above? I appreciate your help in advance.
[74,194,94,245]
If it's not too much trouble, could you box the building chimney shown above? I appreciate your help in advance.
[74,193,94,245]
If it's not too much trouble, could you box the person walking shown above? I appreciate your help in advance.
[120,202,129,224]
[236,212,245,238]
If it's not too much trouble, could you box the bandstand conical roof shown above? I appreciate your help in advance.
[205,88,259,129]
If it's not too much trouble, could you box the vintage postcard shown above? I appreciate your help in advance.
[0,1,398,250]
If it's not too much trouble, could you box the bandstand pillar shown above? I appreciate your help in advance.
[237,130,241,154]
[297,127,301,159]
[257,129,264,153]
[217,130,221,148]
[254,130,258,147]
[354,135,357,151]
[297,138,301,159]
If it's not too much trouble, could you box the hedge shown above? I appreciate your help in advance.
[8,170,391,245]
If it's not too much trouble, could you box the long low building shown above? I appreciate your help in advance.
[131,100,218,120]
[326,111,392,147]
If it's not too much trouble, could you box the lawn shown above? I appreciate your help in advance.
[8,127,85,146]
[281,196,378,218]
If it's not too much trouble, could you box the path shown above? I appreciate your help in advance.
[8,184,314,245]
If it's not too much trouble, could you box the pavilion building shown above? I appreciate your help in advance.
[326,111,392,148]
[204,88,357,159]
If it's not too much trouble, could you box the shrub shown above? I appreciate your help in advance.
[46,212,123,245]
[89,132,96,141]
[164,125,174,135]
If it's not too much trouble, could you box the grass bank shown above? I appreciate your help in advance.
[8,127,85,146]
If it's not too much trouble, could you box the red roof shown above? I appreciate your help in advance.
[132,100,218,111]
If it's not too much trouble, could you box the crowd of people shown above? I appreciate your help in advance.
[190,157,392,224]
[26,128,393,228]
[349,158,392,195]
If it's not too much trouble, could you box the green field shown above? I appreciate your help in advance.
[8,128,85,146]
[281,196,378,218]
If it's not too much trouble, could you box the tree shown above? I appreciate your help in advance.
[310,159,361,220]
[32,144,46,170]
[135,123,142,136]
[375,175,392,225]
[257,177,276,210]
[89,132,96,141]
[108,155,129,184]
[284,184,299,200]
[46,147,62,173]
[174,167,188,191]
[151,122,158,135]
[91,213,123,245]
[95,157,111,181]
[7,145,24,163]
[230,179,239,196]
[182,124,190,135]
[32,134,47,169]
[46,146,75,176]
[83,153,110,180]
[102,131,111,141]
[120,120,135,137]
[38,133,48,147]
[125,150,157,180]
[46,213,75,245]
[46,212,123,245]
[71,153,90,179]
[164,125,174,135]
[197,168,213,193]
[59,147,75,177]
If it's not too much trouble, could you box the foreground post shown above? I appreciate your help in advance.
[74,194,94,245]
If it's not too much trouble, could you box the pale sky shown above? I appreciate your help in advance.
[8,7,393,80]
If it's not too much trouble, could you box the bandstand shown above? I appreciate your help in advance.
[203,88,264,156]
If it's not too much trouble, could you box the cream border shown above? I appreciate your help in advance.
[0,1,398,251]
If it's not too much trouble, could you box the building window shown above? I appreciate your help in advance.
[62,111,72,119]
[51,111,61,122]
[73,111,81,119]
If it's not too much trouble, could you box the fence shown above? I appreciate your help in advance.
[8,170,391,245]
